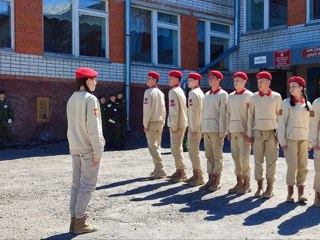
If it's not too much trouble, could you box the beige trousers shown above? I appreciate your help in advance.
[203,132,224,174]
[253,129,278,182]
[170,127,186,169]
[231,132,251,177]
[188,127,202,170]
[285,140,309,186]
[146,121,164,167]
[69,149,100,219]
[313,149,320,192]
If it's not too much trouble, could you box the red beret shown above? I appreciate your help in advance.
[288,76,306,87]
[75,67,98,79]
[208,70,223,80]
[188,72,202,81]
[148,71,160,80]
[256,71,272,80]
[168,70,183,78]
[232,71,248,81]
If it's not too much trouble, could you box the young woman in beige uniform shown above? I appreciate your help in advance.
[167,70,188,183]
[278,76,310,203]
[200,70,228,192]
[309,90,320,207]
[247,71,282,199]
[227,72,252,194]
[185,72,205,186]
[143,71,167,179]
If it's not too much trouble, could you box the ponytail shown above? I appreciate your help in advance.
[302,88,310,111]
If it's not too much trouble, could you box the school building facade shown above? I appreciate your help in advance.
[0,0,319,141]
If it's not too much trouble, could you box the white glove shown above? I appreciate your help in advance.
[8,119,12,124]
[108,119,115,124]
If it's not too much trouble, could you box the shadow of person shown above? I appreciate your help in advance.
[42,232,77,240]
[243,202,299,226]
[278,206,320,236]
[108,180,173,197]
[96,177,150,191]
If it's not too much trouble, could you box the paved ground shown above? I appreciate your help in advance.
[0,132,319,240]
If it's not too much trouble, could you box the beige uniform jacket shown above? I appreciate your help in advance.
[227,89,252,133]
[188,87,204,132]
[167,86,188,131]
[309,98,320,148]
[67,91,105,161]
[278,98,311,147]
[201,87,228,137]
[143,86,166,129]
[247,91,282,137]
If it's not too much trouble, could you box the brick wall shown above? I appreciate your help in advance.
[15,0,43,55]
[288,0,306,26]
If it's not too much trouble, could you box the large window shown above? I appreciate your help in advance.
[130,7,180,66]
[43,0,108,58]
[246,0,287,31]
[0,0,13,48]
[198,20,230,71]
[309,0,320,20]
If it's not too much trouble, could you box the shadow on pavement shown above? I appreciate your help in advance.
[278,206,320,236]
[243,202,298,226]
[42,232,77,240]
[96,177,150,191]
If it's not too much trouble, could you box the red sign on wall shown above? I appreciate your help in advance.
[302,47,320,58]
[274,49,290,66]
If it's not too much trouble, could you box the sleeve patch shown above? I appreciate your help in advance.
[144,98,148,104]
[170,99,175,107]
[310,110,315,117]
[94,108,100,117]
[188,99,193,107]
[278,109,282,116]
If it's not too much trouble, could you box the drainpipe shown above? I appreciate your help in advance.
[125,0,131,131]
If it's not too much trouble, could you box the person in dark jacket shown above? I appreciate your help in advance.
[0,90,15,146]
[106,94,122,148]
[116,92,127,147]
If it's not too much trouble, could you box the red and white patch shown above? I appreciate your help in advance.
[188,99,193,106]
[144,98,148,104]
[170,99,175,107]
[94,108,100,117]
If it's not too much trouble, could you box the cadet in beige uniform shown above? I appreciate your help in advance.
[278,76,310,203]
[227,72,252,194]
[309,95,320,207]
[200,70,228,192]
[167,70,188,183]
[247,71,282,199]
[185,72,205,186]
[67,67,105,234]
[143,71,167,179]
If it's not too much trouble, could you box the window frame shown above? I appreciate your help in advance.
[131,6,181,67]
[200,19,231,70]
[306,0,320,22]
[244,0,288,32]
[43,0,109,58]
[0,0,14,49]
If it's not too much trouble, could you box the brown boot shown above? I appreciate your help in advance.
[73,214,98,235]
[69,217,75,233]
[298,185,308,202]
[185,170,197,183]
[314,191,320,207]
[228,175,243,193]
[168,169,180,179]
[262,181,274,199]
[238,176,252,194]
[150,168,167,179]
[286,185,294,203]
[172,169,187,183]
[188,169,205,186]
[208,174,221,192]
[199,174,214,190]
[254,180,263,198]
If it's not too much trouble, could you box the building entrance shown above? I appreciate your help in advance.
[307,68,320,102]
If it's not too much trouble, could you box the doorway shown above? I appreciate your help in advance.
[307,68,320,102]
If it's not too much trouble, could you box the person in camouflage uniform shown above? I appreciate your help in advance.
[0,90,15,146]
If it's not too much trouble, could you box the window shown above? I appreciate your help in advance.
[0,0,13,48]
[309,0,320,20]
[43,0,108,58]
[130,7,180,66]
[246,0,287,31]
[198,20,230,71]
